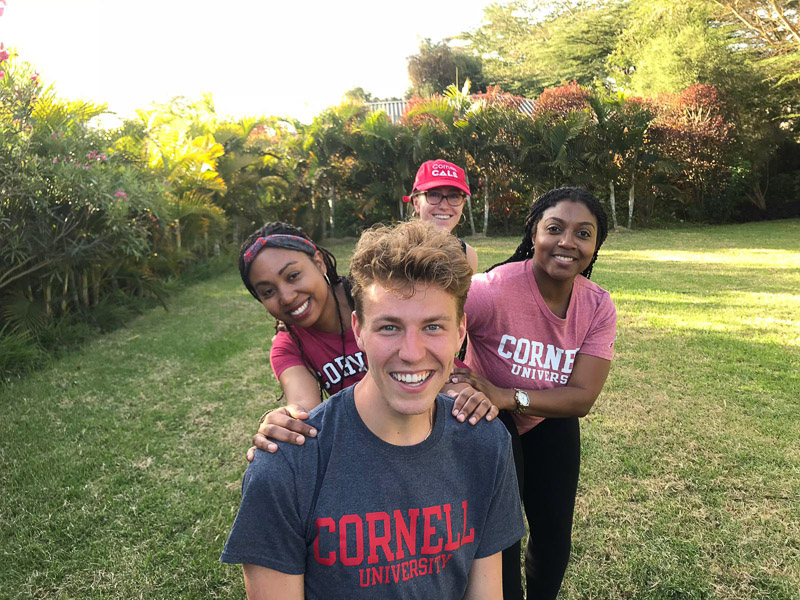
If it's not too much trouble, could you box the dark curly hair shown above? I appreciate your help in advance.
[239,222,354,397]
[490,187,609,279]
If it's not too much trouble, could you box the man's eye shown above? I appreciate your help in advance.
[380,325,397,332]
[424,324,441,331]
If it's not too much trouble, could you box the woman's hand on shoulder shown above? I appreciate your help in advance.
[246,404,317,461]
[444,383,499,425]
[448,368,516,412]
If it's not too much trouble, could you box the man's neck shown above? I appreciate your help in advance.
[353,375,436,446]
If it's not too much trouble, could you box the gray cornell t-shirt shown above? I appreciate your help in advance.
[220,385,524,599]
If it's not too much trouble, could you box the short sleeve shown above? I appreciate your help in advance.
[220,450,311,573]
[269,331,305,380]
[474,440,525,559]
[464,275,494,336]
[578,291,617,360]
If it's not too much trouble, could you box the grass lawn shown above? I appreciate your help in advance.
[1,220,798,599]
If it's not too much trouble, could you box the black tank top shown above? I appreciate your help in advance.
[458,238,467,254]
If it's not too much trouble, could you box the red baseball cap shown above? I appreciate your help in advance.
[411,159,471,196]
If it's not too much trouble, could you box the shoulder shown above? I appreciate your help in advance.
[463,242,478,271]
[475,259,526,284]
[574,276,616,310]
[270,330,295,351]
[469,261,526,299]
[297,385,359,446]
[440,394,510,454]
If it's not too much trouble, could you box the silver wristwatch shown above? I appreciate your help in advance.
[513,388,530,414]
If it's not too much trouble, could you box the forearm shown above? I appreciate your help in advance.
[283,394,322,413]
[495,385,598,418]
[488,355,611,418]
[278,366,324,412]
[463,553,502,599]
[243,565,303,600]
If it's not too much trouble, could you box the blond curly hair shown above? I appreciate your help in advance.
[350,220,472,322]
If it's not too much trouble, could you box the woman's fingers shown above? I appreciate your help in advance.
[448,387,495,425]
[251,435,277,456]
[246,445,258,462]
[258,405,317,440]
[247,404,318,460]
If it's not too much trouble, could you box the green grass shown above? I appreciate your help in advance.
[2,220,799,599]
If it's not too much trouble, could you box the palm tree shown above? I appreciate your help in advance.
[346,110,416,224]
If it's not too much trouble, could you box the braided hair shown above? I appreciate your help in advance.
[489,187,609,279]
[239,222,355,398]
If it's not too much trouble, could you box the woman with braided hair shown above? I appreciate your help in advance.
[239,223,359,415]
[241,222,496,459]
[448,187,617,599]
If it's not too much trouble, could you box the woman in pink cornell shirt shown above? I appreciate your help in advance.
[448,187,616,600]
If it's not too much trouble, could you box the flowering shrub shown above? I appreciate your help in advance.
[533,81,592,117]
[649,84,735,205]
[0,55,174,343]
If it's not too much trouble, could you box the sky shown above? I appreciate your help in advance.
[2,0,496,123]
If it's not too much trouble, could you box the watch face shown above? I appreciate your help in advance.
[516,390,530,407]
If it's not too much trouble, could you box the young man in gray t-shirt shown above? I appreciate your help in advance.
[221,221,524,599]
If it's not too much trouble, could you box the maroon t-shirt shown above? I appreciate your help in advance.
[270,327,366,393]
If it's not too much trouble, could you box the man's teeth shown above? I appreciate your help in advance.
[391,371,432,385]
[289,299,309,316]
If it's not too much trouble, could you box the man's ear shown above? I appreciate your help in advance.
[457,313,467,349]
[352,311,366,351]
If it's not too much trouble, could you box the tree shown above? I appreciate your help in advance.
[649,85,735,207]
[343,87,375,103]
[407,39,488,97]
[458,0,625,96]
[346,110,416,225]
[305,103,365,237]
[711,1,800,52]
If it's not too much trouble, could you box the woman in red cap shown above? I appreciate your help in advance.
[405,159,479,272]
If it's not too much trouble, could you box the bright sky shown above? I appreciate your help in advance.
[2,0,495,123]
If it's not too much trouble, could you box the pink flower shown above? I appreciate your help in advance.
[0,71,4,79]
[114,189,127,201]
[0,49,8,63]
[31,73,39,82]
[53,157,58,164]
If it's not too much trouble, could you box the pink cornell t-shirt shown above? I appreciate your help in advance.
[464,259,616,435]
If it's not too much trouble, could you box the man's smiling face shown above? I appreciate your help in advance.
[352,282,466,419]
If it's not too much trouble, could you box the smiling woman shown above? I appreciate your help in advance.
[405,159,479,272]
[448,187,616,600]
[238,223,362,408]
